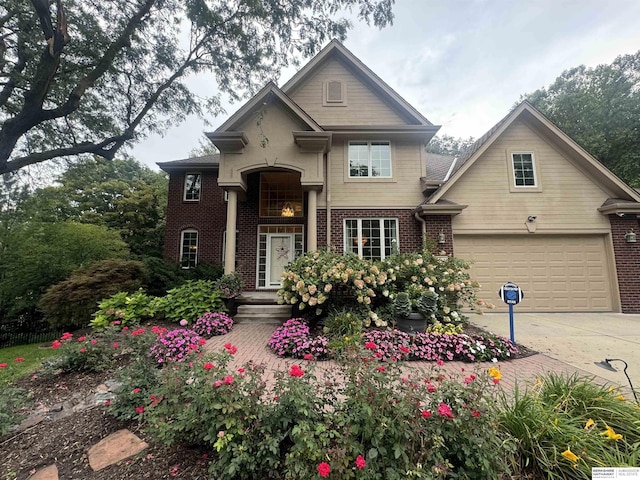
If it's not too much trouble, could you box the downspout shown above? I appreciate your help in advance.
[414,210,426,246]
[325,150,332,248]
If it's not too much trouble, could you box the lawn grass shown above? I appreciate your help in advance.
[0,343,61,386]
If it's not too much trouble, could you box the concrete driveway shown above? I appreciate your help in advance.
[471,312,640,395]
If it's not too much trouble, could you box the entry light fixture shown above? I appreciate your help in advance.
[624,229,636,243]
[281,202,295,217]
[594,358,638,403]
[437,231,446,244]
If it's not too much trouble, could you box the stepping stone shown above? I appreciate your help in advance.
[30,464,58,480]
[87,429,149,471]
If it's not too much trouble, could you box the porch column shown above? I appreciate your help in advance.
[307,189,317,252]
[224,190,238,274]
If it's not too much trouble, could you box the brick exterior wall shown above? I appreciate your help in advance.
[164,170,227,266]
[424,215,454,255]
[317,209,327,249]
[609,214,640,313]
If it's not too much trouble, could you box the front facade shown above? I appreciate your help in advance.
[159,40,640,313]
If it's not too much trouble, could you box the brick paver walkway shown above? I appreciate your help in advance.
[205,324,611,394]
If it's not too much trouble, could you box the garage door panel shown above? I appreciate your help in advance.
[455,235,613,312]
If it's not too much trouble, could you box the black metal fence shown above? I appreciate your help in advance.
[0,318,76,349]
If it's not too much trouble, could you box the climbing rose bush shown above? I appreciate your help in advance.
[149,328,205,364]
[192,312,234,338]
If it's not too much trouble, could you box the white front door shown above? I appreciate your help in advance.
[267,234,294,288]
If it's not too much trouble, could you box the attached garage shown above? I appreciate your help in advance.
[454,235,616,312]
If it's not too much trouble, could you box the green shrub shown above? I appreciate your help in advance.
[39,259,148,328]
[0,387,27,436]
[142,257,224,297]
[90,289,158,329]
[154,280,226,323]
[499,373,640,479]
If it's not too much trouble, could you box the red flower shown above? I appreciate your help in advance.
[132,328,145,336]
[224,375,234,385]
[427,383,436,393]
[437,402,454,419]
[77,336,86,342]
[374,352,383,358]
[135,406,145,414]
[492,378,500,385]
[213,380,223,387]
[91,339,97,345]
[317,462,331,477]
[364,341,377,350]
[237,367,245,373]
[421,410,432,418]
[104,400,111,406]
[51,340,62,349]
[436,359,444,366]
[132,388,141,394]
[0,363,7,368]
[112,343,119,349]
[224,343,237,355]
[189,343,199,350]
[289,365,304,377]
[464,375,476,384]
[15,357,24,362]
[355,455,366,469]
[375,366,386,372]
[203,362,214,370]
[61,332,73,341]
[399,346,410,354]
[198,338,207,345]
[303,353,314,360]
[80,348,86,353]
[472,411,481,418]
[123,326,129,331]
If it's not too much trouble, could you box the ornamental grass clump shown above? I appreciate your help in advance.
[192,312,233,337]
[499,372,640,479]
[149,328,205,364]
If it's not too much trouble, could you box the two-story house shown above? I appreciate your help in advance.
[159,40,640,313]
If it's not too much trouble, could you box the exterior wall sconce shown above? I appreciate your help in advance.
[437,232,446,244]
[281,202,294,217]
[625,229,636,243]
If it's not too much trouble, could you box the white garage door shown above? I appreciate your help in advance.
[454,235,614,312]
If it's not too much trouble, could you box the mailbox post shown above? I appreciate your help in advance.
[498,281,524,343]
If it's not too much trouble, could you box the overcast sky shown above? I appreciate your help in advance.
[130,0,640,170]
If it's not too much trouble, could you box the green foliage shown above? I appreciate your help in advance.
[90,290,157,329]
[393,292,412,318]
[142,257,223,297]
[415,290,439,318]
[0,0,394,174]
[0,221,128,321]
[215,273,244,299]
[155,280,226,323]
[524,51,640,186]
[425,134,476,157]
[39,259,148,328]
[0,387,26,436]
[0,343,62,386]
[498,373,640,478]
[322,309,364,356]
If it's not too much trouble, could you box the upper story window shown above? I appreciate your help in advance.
[512,153,536,187]
[323,79,346,106]
[180,229,198,269]
[184,173,201,201]
[260,172,303,217]
[344,218,398,260]
[348,141,392,178]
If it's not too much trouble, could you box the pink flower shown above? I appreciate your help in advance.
[135,406,145,414]
[198,338,207,345]
[104,400,111,406]
[80,348,86,353]
[15,357,24,362]
[355,455,366,469]
[61,332,73,341]
[0,363,7,368]
[132,388,141,394]
[203,362,214,370]
[427,383,436,393]
[237,367,245,373]
[123,326,129,331]
[436,359,444,366]
[437,402,454,419]
[112,343,119,349]
[464,375,476,384]
[472,411,481,418]
[188,343,199,350]
[214,380,223,387]
[224,375,234,385]
[421,410,432,418]
[180,319,188,326]
[317,462,331,477]
[51,340,62,349]
[289,365,304,377]
[303,353,314,360]
[77,336,86,342]
[132,328,145,336]
[399,346,410,354]
[364,341,377,350]
[375,366,386,372]
[91,339,97,345]
[224,343,238,355]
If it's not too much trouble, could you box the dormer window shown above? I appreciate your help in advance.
[323,80,347,106]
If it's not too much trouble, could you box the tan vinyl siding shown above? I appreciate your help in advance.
[329,139,425,207]
[289,58,408,126]
[447,120,611,232]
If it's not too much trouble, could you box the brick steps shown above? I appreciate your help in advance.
[233,304,291,324]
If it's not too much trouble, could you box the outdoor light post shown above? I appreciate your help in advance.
[594,358,639,404]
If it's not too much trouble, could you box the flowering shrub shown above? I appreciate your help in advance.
[268,318,328,359]
[214,272,244,299]
[149,328,205,364]
[192,312,233,337]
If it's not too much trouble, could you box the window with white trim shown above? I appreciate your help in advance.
[180,230,198,268]
[344,219,398,260]
[348,141,391,178]
[184,173,201,201]
[512,153,536,187]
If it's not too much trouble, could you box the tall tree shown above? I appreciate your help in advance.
[523,51,640,186]
[425,134,476,157]
[0,0,394,174]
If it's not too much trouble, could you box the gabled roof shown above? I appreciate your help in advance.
[282,39,435,127]
[422,153,456,183]
[212,82,322,133]
[157,154,219,172]
[428,101,640,204]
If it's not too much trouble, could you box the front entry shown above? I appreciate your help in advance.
[267,234,294,287]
